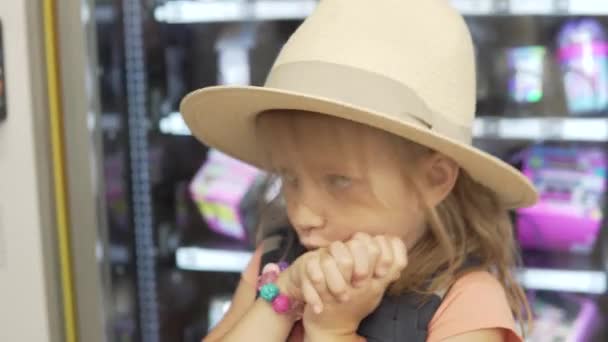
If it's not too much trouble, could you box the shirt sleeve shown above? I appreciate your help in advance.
[241,244,263,287]
[427,271,523,342]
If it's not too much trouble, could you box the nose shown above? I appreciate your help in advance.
[289,200,325,233]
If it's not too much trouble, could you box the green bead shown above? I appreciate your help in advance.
[260,283,280,302]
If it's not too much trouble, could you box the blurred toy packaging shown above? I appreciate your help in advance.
[517,146,606,253]
[189,149,265,242]
[557,18,608,115]
[526,292,600,342]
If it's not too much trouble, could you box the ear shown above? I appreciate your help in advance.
[420,153,459,207]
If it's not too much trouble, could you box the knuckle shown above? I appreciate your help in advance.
[338,257,353,268]
[322,258,335,270]
[353,232,367,239]
[308,272,324,287]
[380,255,393,265]
[329,241,342,252]
[311,275,324,286]
[331,284,347,295]
[306,259,316,271]
[369,246,380,257]
[306,264,322,282]
[348,239,361,248]
[355,268,369,278]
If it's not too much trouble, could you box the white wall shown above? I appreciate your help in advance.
[0,0,58,341]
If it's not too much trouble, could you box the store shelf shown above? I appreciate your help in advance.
[176,247,607,294]
[517,268,607,294]
[95,4,116,24]
[473,117,608,141]
[101,112,122,133]
[160,111,608,142]
[519,250,608,294]
[154,0,317,24]
[153,0,608,24]
[451,0,608,15]
[159,112,191,135]
[176,246,253,272]
[109,245,131,264]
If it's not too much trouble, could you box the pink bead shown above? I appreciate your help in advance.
[272,294,291,314]
[256,271,278,290]
[262,263,281,275]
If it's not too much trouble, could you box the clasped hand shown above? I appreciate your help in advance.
[279,233,408,338]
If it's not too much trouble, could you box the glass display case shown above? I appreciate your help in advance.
[92,1,608,341]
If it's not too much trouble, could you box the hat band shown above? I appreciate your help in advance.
[265,61,472,144]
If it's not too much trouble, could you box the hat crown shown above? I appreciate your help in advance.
[268,0,476,126]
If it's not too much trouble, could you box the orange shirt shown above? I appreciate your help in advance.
[242,246,522,342]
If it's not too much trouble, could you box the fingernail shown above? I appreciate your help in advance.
[341,294,350,302]
[314,305,322,314]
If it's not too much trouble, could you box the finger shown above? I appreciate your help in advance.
[306,255,329,301]
[302,276,324,314]
[352,232,373,242]
[374,236,394,278]
[321,252,350,302]
[391,237,408,270]
[352,232,380,270]
[329,241,354,284]
[387,237,408,282]
[346,239,370,286]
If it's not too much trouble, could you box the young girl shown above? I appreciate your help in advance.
[180,0,538,341]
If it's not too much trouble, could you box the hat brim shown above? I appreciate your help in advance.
[180,85,538,209]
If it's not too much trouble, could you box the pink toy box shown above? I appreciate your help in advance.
[517,146,606,254]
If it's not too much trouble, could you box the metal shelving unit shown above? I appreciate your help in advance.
[154,0,318,23]
[453,0,608,16]
[473,117,608,141]
[174,245,608,294]
[176,246,253,272]
[153,0,608,24]
[157,112,608,142]
[518,268,607,294]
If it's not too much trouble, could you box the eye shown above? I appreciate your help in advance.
[327,174,352,189]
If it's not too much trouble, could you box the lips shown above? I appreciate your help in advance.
[297,234,329,250]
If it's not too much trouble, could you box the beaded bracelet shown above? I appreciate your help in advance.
[258,261,302,315]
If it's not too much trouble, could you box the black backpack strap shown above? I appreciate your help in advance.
[259,225,306,275]
[357,257,482,341]
[357,293,441,342]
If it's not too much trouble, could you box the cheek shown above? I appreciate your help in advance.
[373,206,425,242]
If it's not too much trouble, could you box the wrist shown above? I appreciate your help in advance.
[275,270,299,300]
[257,265,303,321]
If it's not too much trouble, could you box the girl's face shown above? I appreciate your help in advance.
[261,113,431,250]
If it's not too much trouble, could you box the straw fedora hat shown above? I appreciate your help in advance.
[180,0,538,209]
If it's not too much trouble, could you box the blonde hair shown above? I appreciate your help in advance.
[255,110,531,329]
[390,164,532,329]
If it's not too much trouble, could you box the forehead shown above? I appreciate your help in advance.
[257,111,401,171]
